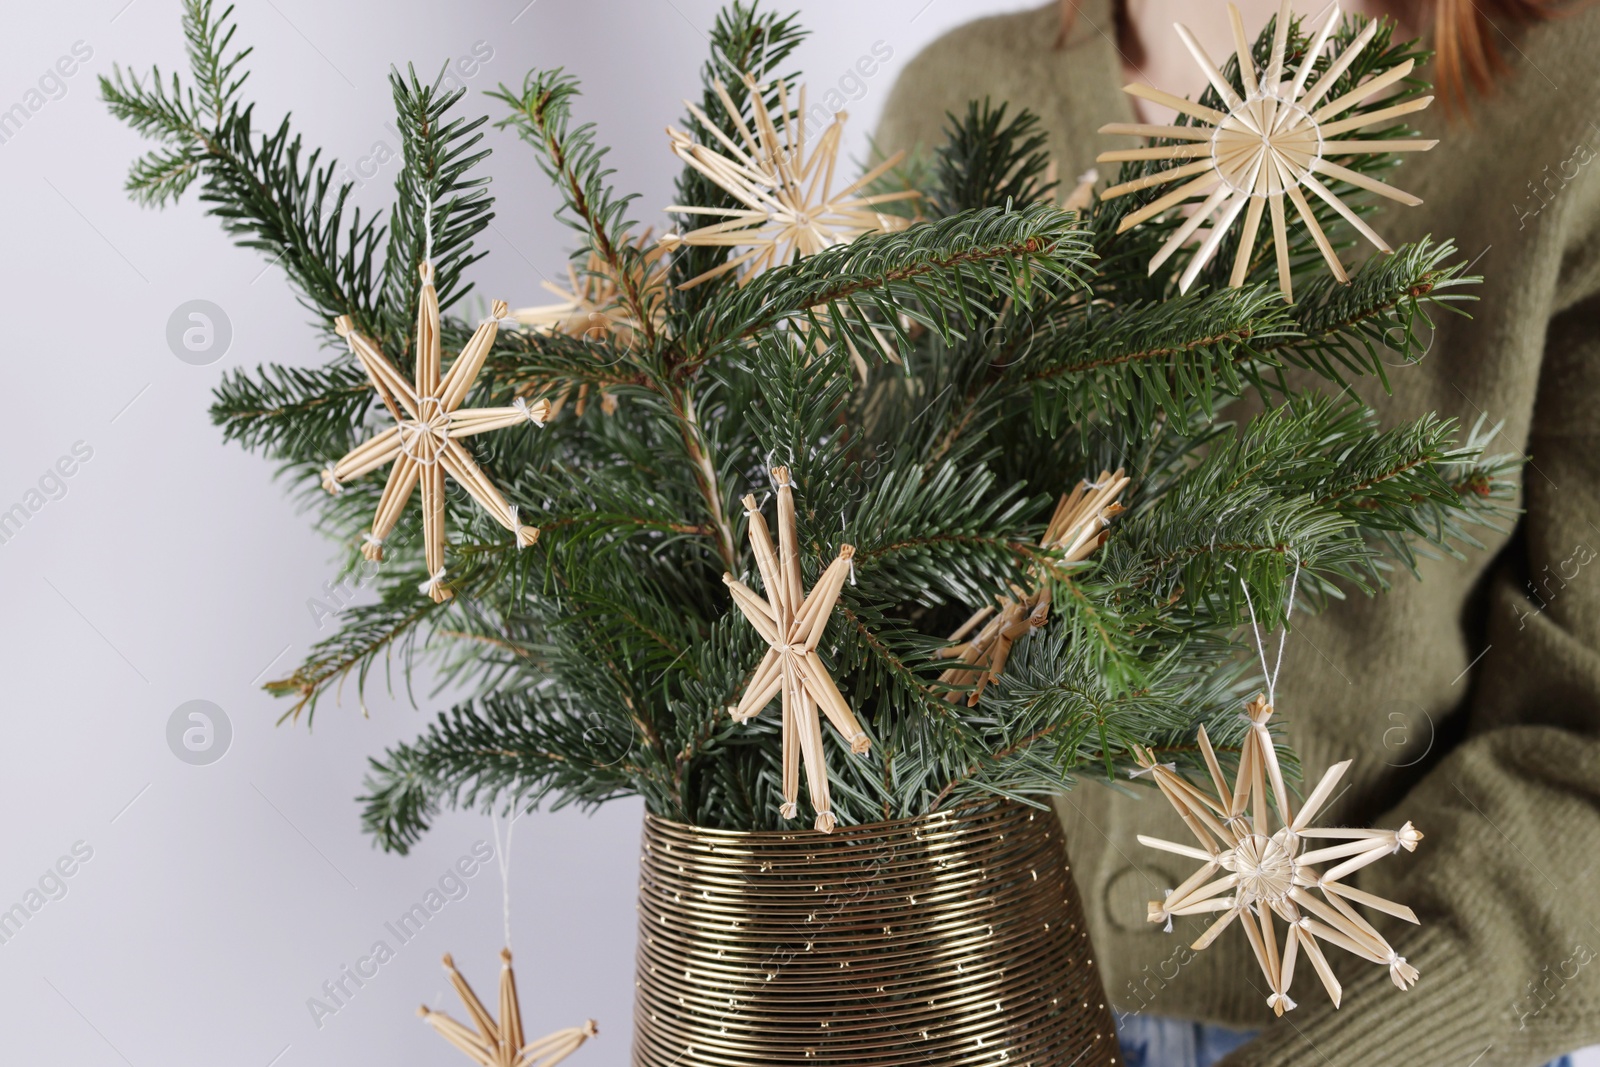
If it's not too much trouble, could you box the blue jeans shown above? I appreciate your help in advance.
[1114,1014,1577,1067]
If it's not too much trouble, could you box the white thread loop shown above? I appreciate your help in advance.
[490,809,518,949]
[363,530,385,550]
[1128,763,1176,779]
[418,567,447,598]
[1267,992,1297,1011]
[512,396,546,427]
[321,465,343,495]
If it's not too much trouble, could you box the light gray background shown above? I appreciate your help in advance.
[2,2,1595,1066]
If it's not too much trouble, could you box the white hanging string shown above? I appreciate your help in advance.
[1239,556,1303,707]
[490,807,519,948]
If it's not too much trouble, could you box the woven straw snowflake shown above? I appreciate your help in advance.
[419,949,595,1067]
[1134,696,1423,1015]
[323,263,549,602]
[1097,1,1436,301]
[724,467,868,832]
[659,73,919,289]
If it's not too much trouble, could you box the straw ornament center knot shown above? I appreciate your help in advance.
[1227,831,1297,903]
[1210,91,1322,197]
[396,397,452,464]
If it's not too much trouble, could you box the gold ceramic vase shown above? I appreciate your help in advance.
[632,798,1122,1066]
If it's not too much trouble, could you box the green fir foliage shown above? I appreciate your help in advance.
[108,1,1517,851]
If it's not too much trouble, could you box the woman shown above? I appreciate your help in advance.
[876,2,1600,1066]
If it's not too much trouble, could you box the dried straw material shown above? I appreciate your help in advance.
[512,234,665,417]
[659,72,919,289]
[939,469,1130,704]
[632,799,1121,1067]
[323,263,549,602]
[1133,696,1424,1015]
[724,467,867,832]
[1096,0,1436,301]
[419,948,596,1067]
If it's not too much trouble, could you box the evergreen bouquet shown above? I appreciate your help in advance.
[104,0,1512,852]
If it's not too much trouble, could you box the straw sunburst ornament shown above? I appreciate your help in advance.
[724,468,869,832]
[418,949,596,1067]
[1134,573,1424,1015]
[1097,1,1436,301]
[659,73,919,289]
[322,263,550,602]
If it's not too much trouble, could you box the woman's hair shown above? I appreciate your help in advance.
[1055,0,1566,111]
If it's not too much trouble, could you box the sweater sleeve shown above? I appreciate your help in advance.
[1221,252,1600,1066]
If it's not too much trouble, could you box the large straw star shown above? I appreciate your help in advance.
[418,949,596,1067]
[322,263,551,602]
[724,467,869,832]
[1097,1,1436,301]
[659,73,918,290]
[1134,697,1423,1015]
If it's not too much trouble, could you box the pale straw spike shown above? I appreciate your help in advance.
[1148,771,1231,852]
[421,949,594,1067]
[1176,22,1245,109]
[1160,860,1223,912]
[1295,924,1344,1007]
[1296,837,1398,865]
[1321,880,1419,924]
[1136,834,1216,863]
[1179,185,1252,293]
[722,575,783,646]
[1319,880,1395,947]
[1320,841,1415,885]
[1290,759,1353,831]
[1263,0,1291,88]
[793,550,855,649]
[1311,63,1423,125]
[1148,182,1232,274]
[947,605,996,644]
[1192,905,1242,951]
[438,301,508,411]
[731,650,783,722]
[1226,4,1259,95]
[1301,17,1383,110]
[1286,4,1341,104]
[1258,903,1283,1002]
[1169,898,1240,917]
[796,651,870,754]
[420,1005,497,1063]
[1272,924,1301,1016]
[1195,726,1233,809]
[517,1021,598,1067]
[1290,890,1392,960]
[1298,915,1388,965]
[1165,872,1238,913]
[1237,906,1275,987]
[442,952,501,1044]
[741,495,789,621]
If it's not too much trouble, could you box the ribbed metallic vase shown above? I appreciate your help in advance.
[632,799,1122,1066]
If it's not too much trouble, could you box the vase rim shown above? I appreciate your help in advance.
[641,795,1046,840]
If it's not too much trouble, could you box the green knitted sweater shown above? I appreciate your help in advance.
[877,3,1600,1065]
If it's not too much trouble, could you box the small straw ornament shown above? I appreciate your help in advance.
[1096,0,1436,302]
[323,263,550,602]
[723,467,869,832]
[658,72,919,290]
[1134,568,1424,1015]
[511,234,666,418]
[418,949,596,1067]
[939,469,1130,705]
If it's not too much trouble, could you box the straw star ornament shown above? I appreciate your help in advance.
[724,468,869,832]
[1134,699,1423,1014]
[511,232,665,346]
[322,263,551,602]
[659,73,919,289]
[418,949,596,1067]
[1097,1,1436,301]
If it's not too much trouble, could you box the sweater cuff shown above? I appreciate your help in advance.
[1215,927,1494,1067]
